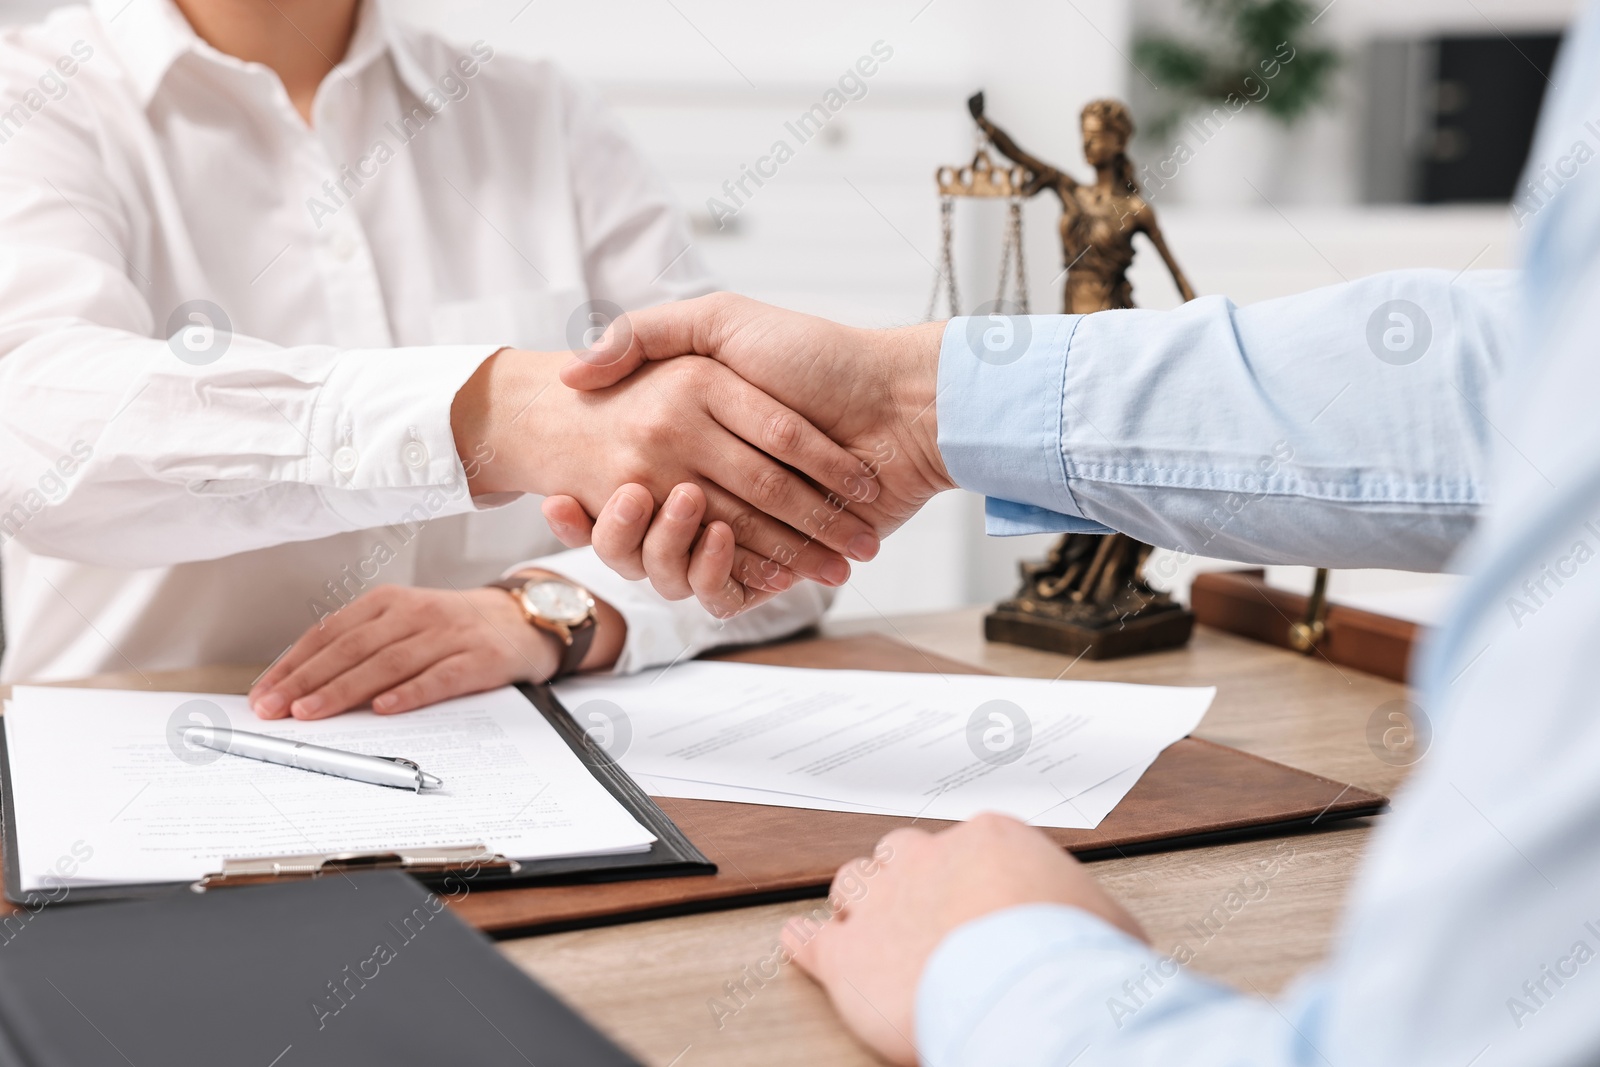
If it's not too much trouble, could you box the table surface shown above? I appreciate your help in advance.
[52,607,1412,1067]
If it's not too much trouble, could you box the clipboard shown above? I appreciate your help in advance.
[0,683,713,906]
[0,871,644,1067]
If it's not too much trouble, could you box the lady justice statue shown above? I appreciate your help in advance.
[970,92,1198,658]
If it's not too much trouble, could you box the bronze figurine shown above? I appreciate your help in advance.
[971,92,1197,659]
[969,92,1195,313]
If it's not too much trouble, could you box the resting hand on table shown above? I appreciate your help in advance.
[544,294,956,616]
[247,581,615,720]
[783,813,1146,1066]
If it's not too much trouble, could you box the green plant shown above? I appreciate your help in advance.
[1133,0,1338,141]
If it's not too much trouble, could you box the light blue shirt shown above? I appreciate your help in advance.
[919,7,1600,1066]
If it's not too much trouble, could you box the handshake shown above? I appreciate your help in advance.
[450,294,957,617]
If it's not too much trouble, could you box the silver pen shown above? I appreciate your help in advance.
[180,725,444,792]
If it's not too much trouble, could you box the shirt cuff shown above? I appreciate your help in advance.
[984,498,1115,536]
[916,904,1161,1067]
[937,315,1093,519]
[310,344,500,530]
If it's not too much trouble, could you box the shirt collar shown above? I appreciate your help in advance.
[89,0,425,108]
[89,0,193,105]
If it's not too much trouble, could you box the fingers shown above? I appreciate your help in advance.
[283,630,462,720]
[640,487,790,609]
[372,651,496,715]
[255,610,421,718]
[699,480,852,589]
[706,375,880,513]
[589,483,654,581]
[696,431,877,567]
[541,495,595,548]
[640,485,708,600]
[690,522,782,618]
[248,590,395,716]
[782,911,832,980]
[587,483,794,602]
[698,387,880,564]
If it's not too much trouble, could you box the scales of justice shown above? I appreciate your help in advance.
[930,91,1200,659]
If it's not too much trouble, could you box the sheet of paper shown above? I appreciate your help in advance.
[555,662,1213,827]
[632,761,1150,829]
[4,685,656,890]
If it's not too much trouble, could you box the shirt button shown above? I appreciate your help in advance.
[330,232,358,262]
[332,446,359,473]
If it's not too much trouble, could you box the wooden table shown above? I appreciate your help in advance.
[53,608,1412,1066]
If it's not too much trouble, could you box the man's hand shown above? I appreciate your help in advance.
[781,814,1147,1066]
[452,348,884,596]
[248,584,568,719]
[550,294,955,612]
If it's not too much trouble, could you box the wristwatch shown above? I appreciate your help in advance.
[490,573,598,679]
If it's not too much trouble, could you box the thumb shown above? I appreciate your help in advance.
[559,313,648,390]
[559,293,736,391]
[540,495,595,547]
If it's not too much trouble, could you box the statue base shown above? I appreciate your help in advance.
[984,601,1195,660]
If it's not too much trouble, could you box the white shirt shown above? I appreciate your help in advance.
[0,0,827,682]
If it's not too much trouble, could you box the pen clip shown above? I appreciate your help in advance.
[378,756,421,772]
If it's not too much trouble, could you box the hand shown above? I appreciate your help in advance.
[780,813,1146,1066]
[552,294,955,612]
[452,348,883,594]
[544,481,761,617]
[247,584,561,719]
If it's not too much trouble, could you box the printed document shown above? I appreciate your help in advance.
[556,662,1213,827]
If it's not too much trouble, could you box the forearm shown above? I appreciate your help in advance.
[0,325,497,567]
[935,270,1518,570]
[975,117,1053,182]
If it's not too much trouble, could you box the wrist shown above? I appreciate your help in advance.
[881,320,953,493]
[467,585,563,682]
[451,349,562,496]
[502,568,626,675]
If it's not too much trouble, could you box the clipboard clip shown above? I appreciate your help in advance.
[190,844,521,892]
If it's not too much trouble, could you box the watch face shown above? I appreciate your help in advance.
[523,580,593,625]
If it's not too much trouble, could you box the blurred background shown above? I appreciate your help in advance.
[6,0,1576,625]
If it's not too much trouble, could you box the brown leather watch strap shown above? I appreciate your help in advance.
[558,614,597,676]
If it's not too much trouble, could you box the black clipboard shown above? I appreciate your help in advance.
[0,682,712,906]
[0,871,644,1066]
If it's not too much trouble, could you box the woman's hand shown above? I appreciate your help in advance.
[247,584,560,720]
[545,481,764,618]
